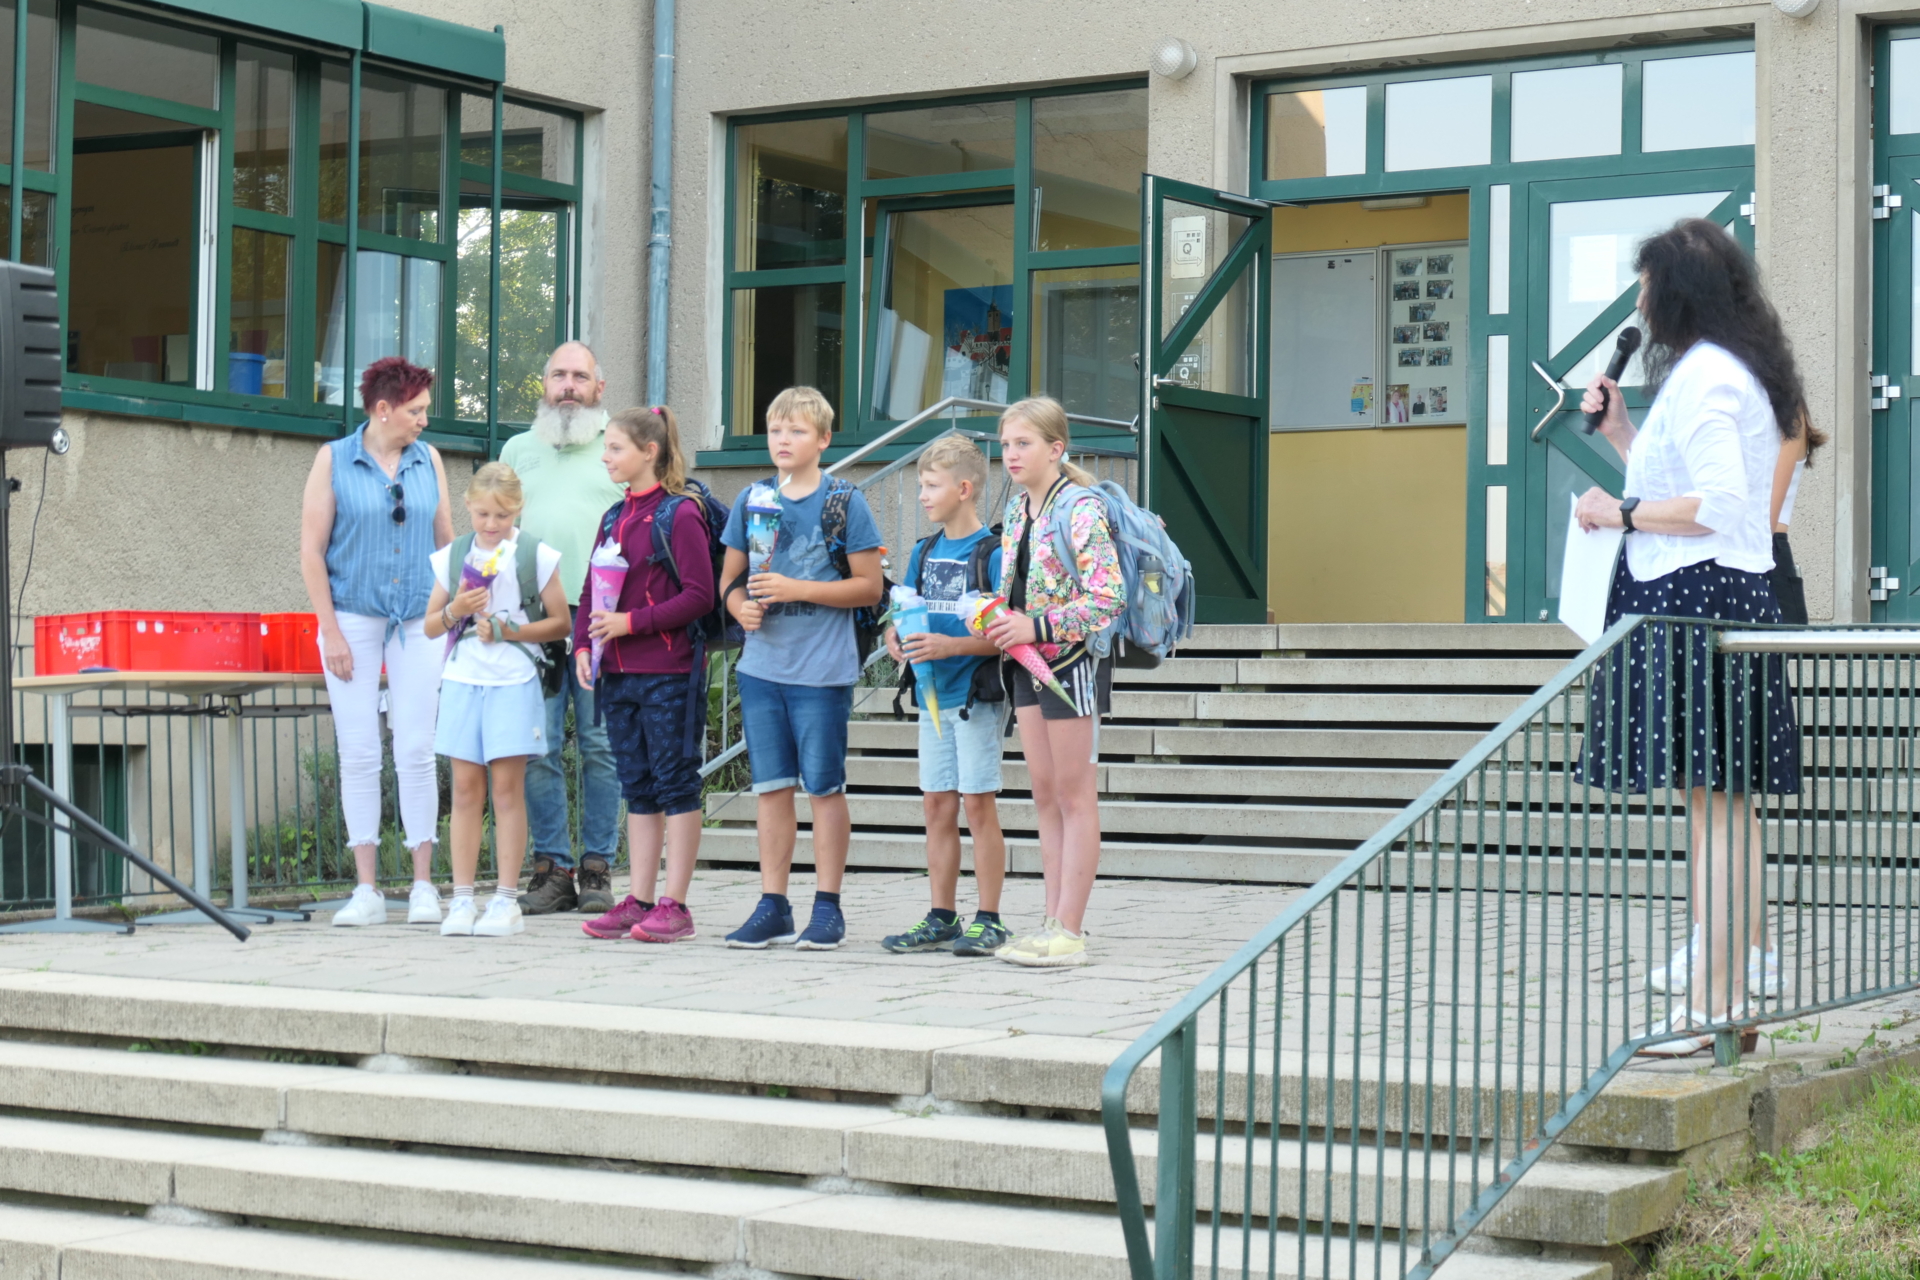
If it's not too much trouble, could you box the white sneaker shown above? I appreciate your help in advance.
[473,895,524,937]
[440,896,478,936]
[407,881,443,924]
[331,886,388,928]
[1648,925,1781,998]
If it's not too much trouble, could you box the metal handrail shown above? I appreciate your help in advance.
[1103,615,1920,1280]
[825,395,1137,476]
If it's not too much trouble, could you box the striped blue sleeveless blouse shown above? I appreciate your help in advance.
[325,425,439,635]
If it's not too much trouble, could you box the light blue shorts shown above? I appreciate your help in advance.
[434,678,549,764]
[918,703,1003,795]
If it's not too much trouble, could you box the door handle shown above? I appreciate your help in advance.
[1153,376,1185,388]
[1528,360,1568,443]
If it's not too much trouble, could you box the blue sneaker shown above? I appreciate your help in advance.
[794,898,846,951]
[725,895,797,949]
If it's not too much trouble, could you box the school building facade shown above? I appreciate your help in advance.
[5,0,1916,633]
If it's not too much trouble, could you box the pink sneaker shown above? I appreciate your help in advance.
[582,895,652,939]
[631,897,696,943]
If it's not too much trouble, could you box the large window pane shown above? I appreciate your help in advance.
[1384,76,1491,171]
[1264,87,1366,180]
[359,72,444,240]
[867,100,1014,180]
[1642,53,1755,152]
[321,66,444,239]
[316,247,442,407]
[234,46,293,216]
[1510,64,1622,163]
[460,97,579,187]
[1158,201,1248,340]
[75,4,215,109]
[731,283,843,435]
[1547,190,1728,353]
[230,229,290,398]
[68,111,200,382]
[455,201,563,424]
[734,116,847,270]
[1032,89,1146,251]
[0,0,65,173]
[0,188,52,265]
[873,204,1014,418]
[1894,40,1920,136]
[1031,264,1139,423]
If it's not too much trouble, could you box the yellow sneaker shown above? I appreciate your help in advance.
[999,918,1088,968]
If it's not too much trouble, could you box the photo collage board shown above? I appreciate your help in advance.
[1383,242,1468,425]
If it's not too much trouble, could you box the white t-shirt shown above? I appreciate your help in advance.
[428,533,562,686]
[1623,341,1780,582]
[1778,458,1805,528]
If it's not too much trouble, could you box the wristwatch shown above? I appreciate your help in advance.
[1619,496,1641,533]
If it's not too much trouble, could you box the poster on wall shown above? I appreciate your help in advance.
[942,285,1013,403]
[1380,241,1467,425]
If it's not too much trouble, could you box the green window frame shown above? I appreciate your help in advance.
[1249,40,1756,622]
[0,0,581,455]
[716,81,1146,462]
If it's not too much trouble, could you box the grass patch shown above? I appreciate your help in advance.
[1649,1067,1920,1279]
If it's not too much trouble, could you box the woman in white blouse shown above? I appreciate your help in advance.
[1573,219,1809,1057]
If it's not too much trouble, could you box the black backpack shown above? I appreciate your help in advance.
[816,475,893,667]
[892,527,1006,722]
[592,480,730,755]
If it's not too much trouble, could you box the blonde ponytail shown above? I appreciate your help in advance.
[1000,396,1094,486]
[607,405,689,494]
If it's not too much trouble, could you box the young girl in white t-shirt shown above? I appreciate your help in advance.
[422,463,571,937]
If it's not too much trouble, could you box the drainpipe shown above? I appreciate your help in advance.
[645,0,675,405]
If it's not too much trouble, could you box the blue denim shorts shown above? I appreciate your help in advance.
[433,677,548,764]
[601,671,703,817]
[738,672,853,797]
[918,703,1003,795]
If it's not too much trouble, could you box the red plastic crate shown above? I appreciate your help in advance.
[260,613,322,673]
[34,611,263,675]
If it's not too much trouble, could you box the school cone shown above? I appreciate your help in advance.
[964,593,1078,714]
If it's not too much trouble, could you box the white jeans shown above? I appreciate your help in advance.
[322,613,443,848]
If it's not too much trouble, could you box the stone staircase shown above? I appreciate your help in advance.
[0,968,1741,1279]
[703,623,1584,883]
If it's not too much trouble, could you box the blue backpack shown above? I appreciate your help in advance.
[1046,480,1195,668]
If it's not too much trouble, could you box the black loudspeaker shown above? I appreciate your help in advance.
[0,261,62,452]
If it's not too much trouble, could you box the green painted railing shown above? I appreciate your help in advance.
[1103,617,1920,1279]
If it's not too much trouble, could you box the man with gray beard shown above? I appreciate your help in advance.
[498,342,627,914]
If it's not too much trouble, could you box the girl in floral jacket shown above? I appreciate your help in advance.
[985,397,1126,968]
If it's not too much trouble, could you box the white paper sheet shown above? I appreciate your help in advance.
[1558,496,1624,644]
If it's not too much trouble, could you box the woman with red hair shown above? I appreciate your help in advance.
[298,357,454,928]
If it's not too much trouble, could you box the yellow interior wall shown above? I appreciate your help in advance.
[1269,428,1467,623]
[1268,195,1471,623]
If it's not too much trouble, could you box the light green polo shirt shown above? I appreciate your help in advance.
[498,428,627,604]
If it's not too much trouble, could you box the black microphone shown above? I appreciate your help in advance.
[1581,326,1642,434]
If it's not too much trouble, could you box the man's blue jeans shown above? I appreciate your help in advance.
[525,676,621,868]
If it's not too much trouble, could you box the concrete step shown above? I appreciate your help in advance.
[842,756,1444,802]
[0,1041,1679,1249]
[849,719,1492,764]
[706,791,1395,842]
[852,685,1546,725]
[698,827,1355,883]
[0,1202,663,1280]
[1185,622,1581,655]
[0,1113,1611,1280]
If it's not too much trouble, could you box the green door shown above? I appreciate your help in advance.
[1513,173,1752,622]
[1142,176,1271,625]
[1872,136,1920,617]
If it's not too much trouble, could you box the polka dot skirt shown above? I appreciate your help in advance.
[1578,559,1802,796]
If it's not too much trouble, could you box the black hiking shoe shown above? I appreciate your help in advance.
[521,858,577,915]
[880,913,964,954]
[953,916,1014,956]
[575,855,615,914]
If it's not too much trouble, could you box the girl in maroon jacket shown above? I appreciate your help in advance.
[575,406,716,943]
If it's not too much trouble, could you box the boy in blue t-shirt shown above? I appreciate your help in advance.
[719,386,885,951]
[879,436,1011,957]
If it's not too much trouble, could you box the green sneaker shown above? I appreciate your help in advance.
[880,914,964,954]
[953,916,1013,957]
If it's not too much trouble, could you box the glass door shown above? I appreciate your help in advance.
[1514,172,1751,622]
[1142,175,1271,624]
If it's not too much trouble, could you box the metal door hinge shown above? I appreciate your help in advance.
[1740,192,1756,226]
[1874,184,1905,219]
[1871,566,1901,602]
[1872,374,1904,411]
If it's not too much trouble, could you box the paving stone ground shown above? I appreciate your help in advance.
[1,868,1914,1083]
